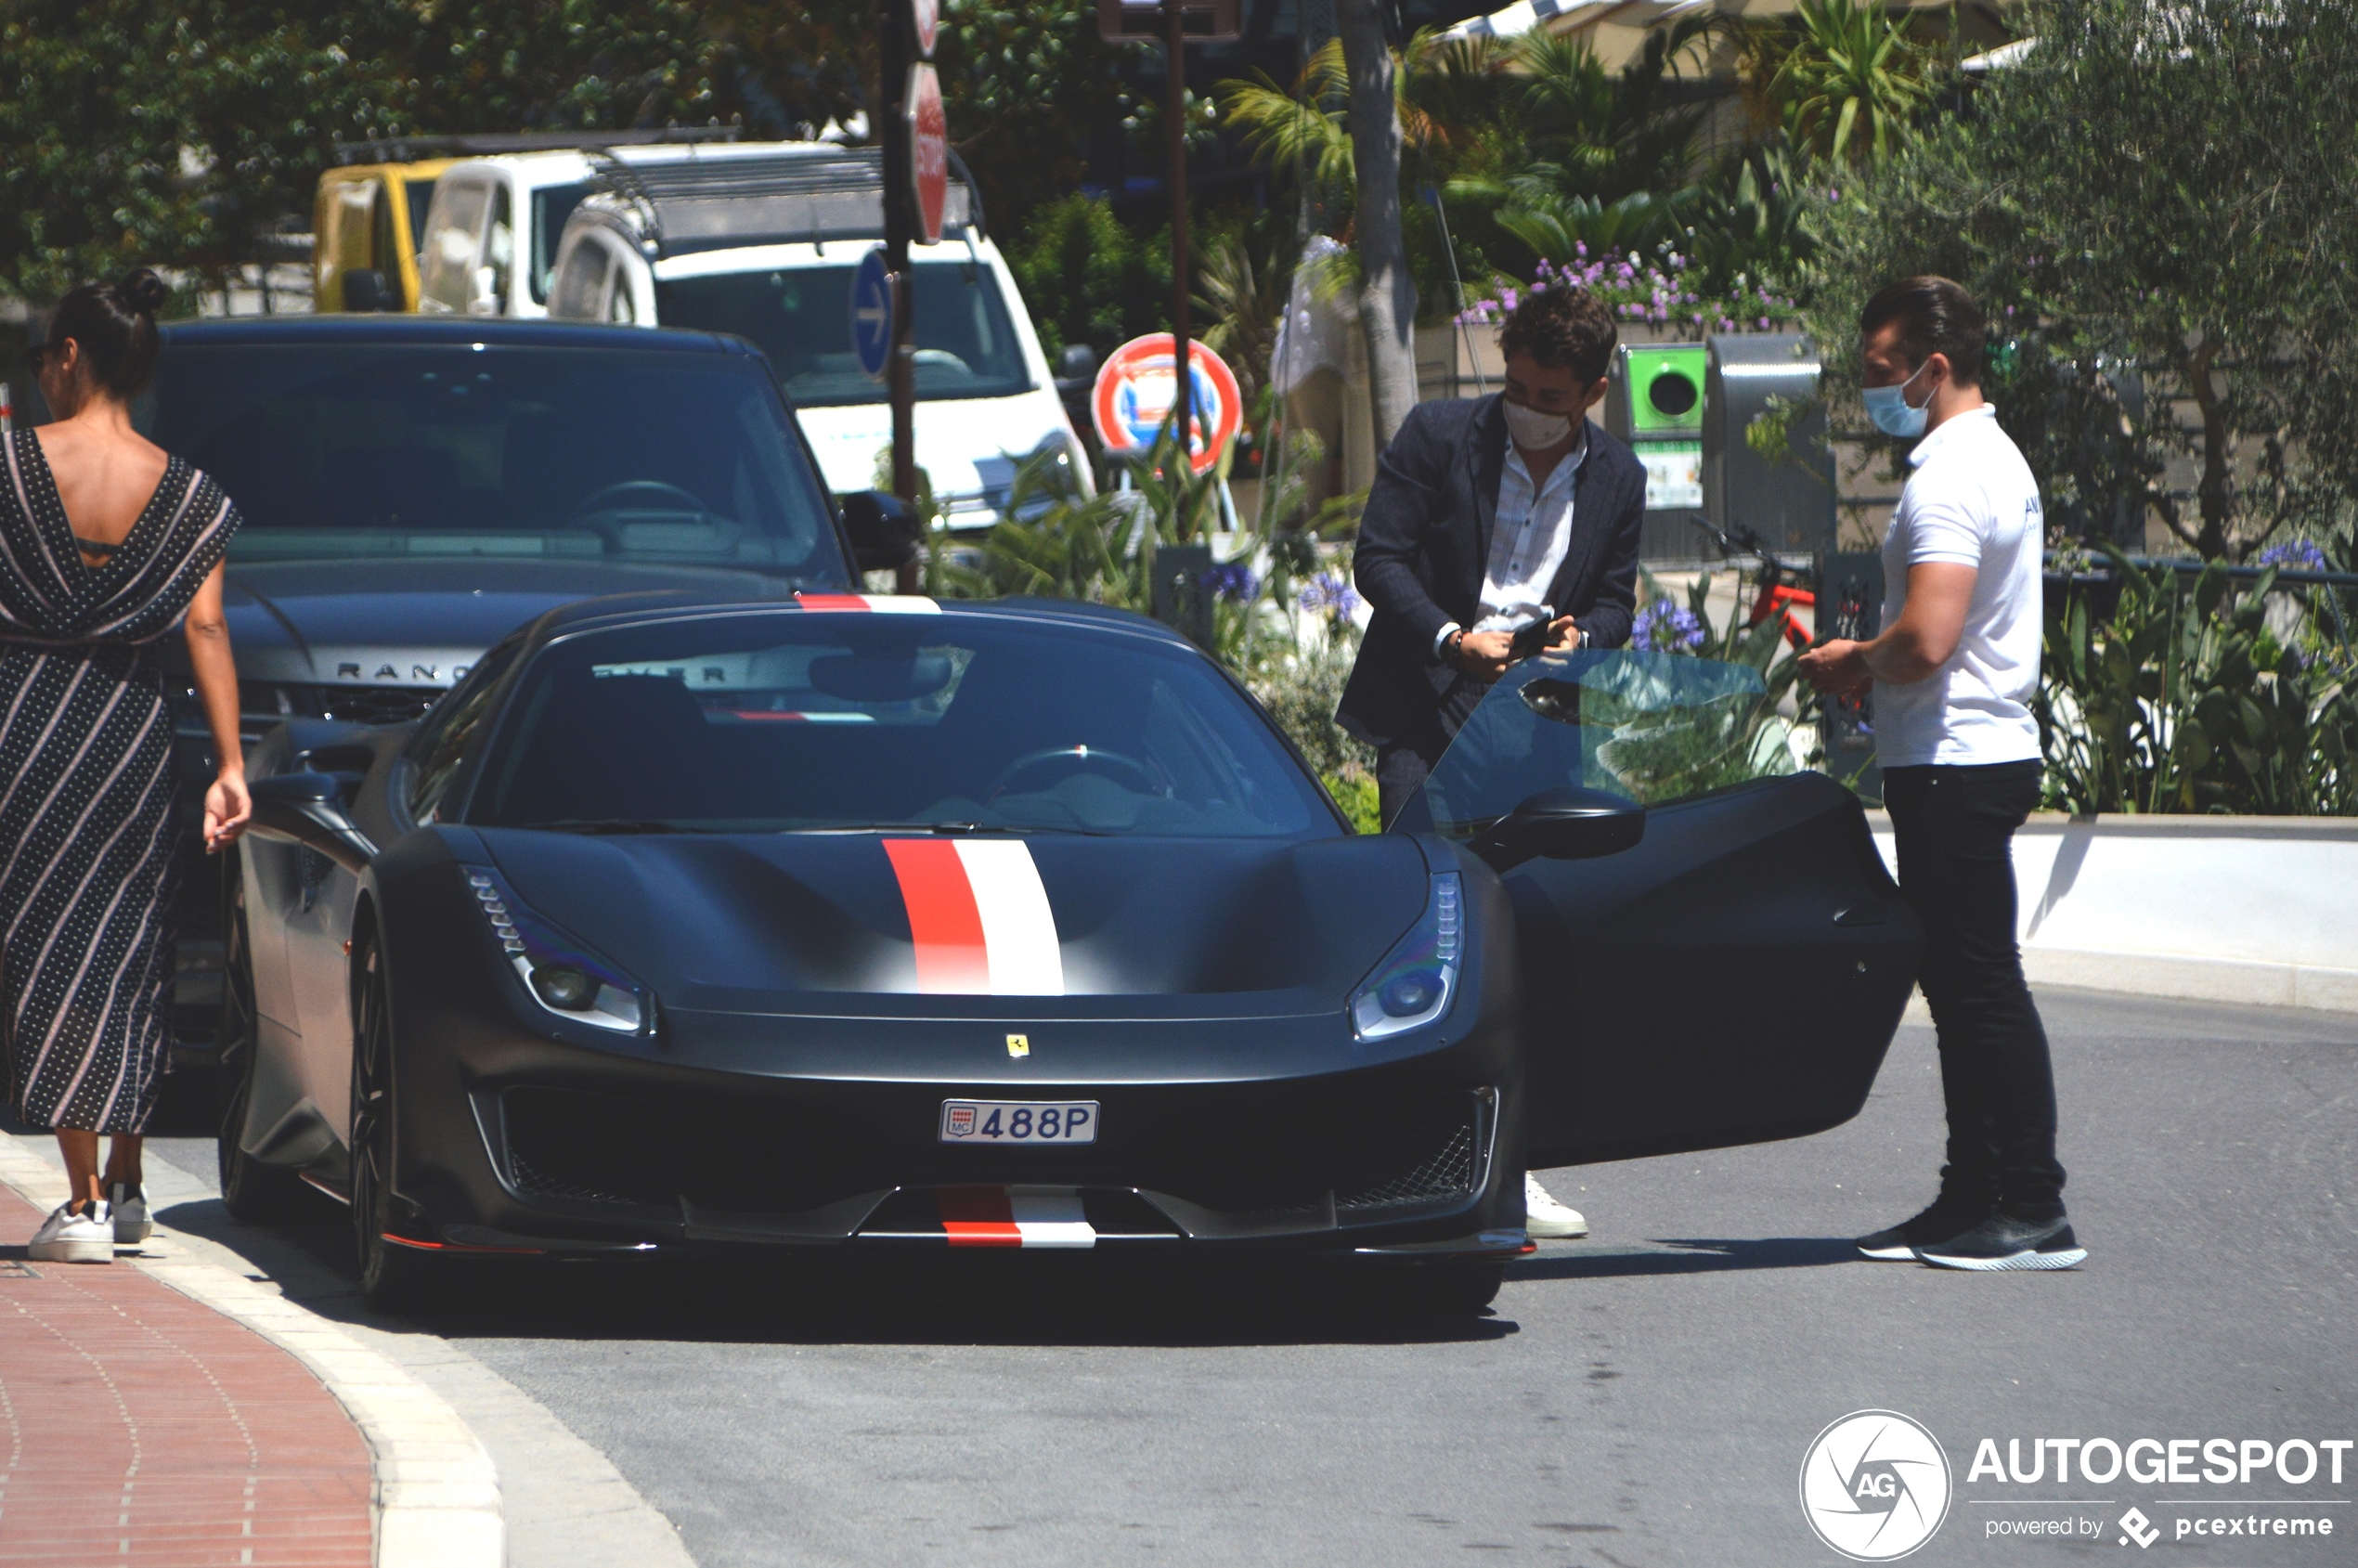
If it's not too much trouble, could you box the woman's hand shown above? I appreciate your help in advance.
[204,771,252,852]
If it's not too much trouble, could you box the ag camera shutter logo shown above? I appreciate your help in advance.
[1801,1410,1954,1561]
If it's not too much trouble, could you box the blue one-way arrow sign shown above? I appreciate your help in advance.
[850,249,893,382]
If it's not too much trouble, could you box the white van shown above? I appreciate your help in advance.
[546,143,1086,528]
[411,131,740,318]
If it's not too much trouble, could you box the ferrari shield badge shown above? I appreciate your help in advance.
[1006,1033,1030,1058]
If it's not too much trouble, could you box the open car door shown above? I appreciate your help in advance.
[1403,650,1922,1169]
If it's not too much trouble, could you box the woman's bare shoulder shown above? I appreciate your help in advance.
[27,421,171,486]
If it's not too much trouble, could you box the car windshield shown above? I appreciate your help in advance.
[144,343,837,574]
[1416,649,1796,833]
[655,261,1030,408]
[474,613,1334,839]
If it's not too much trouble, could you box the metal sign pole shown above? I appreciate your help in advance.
[880,0,920,590]
[1162,0,1193,515]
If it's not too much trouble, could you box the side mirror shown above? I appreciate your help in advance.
[247,771,378,875]
[839,490,923,573]
[342,269,392,312]
[1055,343,1098,386]
[1471,786,1644,872]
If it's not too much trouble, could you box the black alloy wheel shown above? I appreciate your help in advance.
[216,854,316,1222]
[349,935,440,1309]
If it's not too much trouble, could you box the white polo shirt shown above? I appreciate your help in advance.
[1873,405,2044,767]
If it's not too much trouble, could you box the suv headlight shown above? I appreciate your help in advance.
[1351,872,1463,1041]
[461,866,651,1035]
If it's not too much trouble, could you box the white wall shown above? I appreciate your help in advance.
[1867,813,2358,1014]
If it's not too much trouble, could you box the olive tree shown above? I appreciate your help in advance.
[1800,0,2358,561]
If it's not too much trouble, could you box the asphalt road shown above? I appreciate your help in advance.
[145,987,2357,1568]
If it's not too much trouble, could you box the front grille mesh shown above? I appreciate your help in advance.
[1337,1117,1478,1212]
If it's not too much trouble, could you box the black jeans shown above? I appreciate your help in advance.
[1882,759,2066,1221]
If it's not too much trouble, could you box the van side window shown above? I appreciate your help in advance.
[420,179,490,315]
[409,647,519,823]
[484,186,514,311]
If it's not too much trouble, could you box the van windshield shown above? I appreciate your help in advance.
[145,343,839,576]
[656,262,1032,408]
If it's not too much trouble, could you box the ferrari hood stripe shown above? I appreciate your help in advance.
[938,1186,1095,1249]
[883,838,1065,995]
[883,839,991,992]
[796,592,941,614]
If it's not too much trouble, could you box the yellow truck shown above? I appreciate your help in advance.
[313,157,454,311]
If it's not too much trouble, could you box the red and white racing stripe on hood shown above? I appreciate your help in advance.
[883,838,1065,995]
[938,1186,1095,1249]
[795,592,941,614]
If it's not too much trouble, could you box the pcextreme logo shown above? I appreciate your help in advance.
[1801,1410,1955,1562]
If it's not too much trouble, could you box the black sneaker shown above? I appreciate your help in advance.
[1855,1197,1991,1262]
[1914,1213,2086,1271]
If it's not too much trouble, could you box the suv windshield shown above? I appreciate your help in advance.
[146,343,837,573]
[475,614,1333,839]
[656,261,1030,408]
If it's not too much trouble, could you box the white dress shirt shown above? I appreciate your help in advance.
[1433,427,1586,656]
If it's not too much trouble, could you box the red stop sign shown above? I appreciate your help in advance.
[906,64,949,245]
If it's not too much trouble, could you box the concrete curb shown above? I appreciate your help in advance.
[1865,811,2358,1014]
[0,1137,504,1568]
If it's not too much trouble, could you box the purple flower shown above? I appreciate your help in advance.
[1300,571,1363,618]
[1630,599,1704,654]
[2258,539,2329,572]
[1201,562,1259,602]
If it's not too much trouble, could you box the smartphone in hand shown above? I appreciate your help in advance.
[1508,614,1558,662]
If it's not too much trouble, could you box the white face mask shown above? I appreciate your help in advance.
[1501,396,1574,450]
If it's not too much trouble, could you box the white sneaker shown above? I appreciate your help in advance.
[28,1201,113,1264]
[108,1183,151,1245]
[1524,1173,1588,1238]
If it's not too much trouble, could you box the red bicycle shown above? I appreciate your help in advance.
[1688,515,1816,651]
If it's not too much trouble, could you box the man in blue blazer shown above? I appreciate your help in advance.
[1340,286,1647,829]
[1338,287,1646,1242]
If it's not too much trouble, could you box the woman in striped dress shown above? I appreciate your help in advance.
[5,270,248,1263]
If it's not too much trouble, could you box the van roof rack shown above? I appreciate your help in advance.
[331,126,742,165]
[584,147,982,258]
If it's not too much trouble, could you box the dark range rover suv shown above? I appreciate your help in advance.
[138,317,901,1053]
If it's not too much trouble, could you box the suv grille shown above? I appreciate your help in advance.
[223,680,441,728]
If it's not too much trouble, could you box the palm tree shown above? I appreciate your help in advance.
[1769,0,1933,164]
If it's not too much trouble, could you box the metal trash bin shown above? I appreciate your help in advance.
[1703,332,1836,559]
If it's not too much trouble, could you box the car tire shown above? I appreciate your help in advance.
[349,935,445,1311]
[1359,1259,1506,1316]
[216,859,318,1223]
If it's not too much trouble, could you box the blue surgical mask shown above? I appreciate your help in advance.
[1862,358,1934,438]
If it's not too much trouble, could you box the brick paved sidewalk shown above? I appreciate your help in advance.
[0,1184,373,1566]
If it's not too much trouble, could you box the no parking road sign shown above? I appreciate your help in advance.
[849,248,893,382]
[1091,334,1244,476]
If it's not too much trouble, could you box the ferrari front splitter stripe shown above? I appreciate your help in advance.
[883,838,1065,995]
[938,1186,1096,1249]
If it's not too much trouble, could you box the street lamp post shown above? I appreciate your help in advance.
[1163,0,1193,476]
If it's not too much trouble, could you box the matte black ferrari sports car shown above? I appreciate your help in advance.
[222,591,1921,1311]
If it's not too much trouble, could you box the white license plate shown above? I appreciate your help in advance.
[939,1100,1099,1145]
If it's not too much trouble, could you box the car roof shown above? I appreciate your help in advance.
[519,592,1201,655]
[157,317,757,356]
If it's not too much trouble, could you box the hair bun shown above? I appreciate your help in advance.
[115,268,170,317]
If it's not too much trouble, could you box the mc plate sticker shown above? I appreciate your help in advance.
[939,1100,1098,1145]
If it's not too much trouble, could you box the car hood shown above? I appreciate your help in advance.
[475,828,1429,1022]
[212,559,812,688]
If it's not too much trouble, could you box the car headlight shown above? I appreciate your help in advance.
[461,866,651,1035]
[1351,872,1463,1041]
